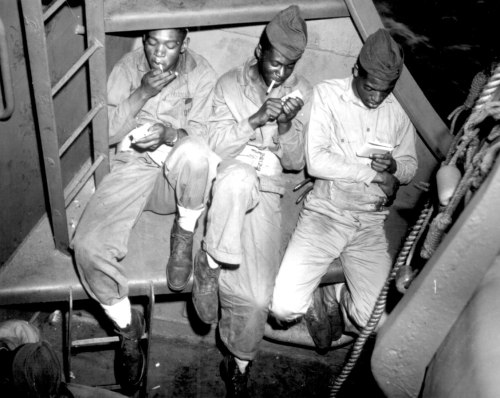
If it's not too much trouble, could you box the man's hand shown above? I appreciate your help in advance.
[249,98,283,129]
[140,69,177,98]
[372,171,400,205]
[133,123,178,150]
[370,152,397,174]
[276,97,304,125]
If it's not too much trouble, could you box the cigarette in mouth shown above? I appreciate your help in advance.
[159,64,164,73]
[266,80,276,95]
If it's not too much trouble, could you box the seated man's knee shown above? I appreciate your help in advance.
[217,161,257,192]
[72,233,105,272]
[270,297,302,324]
[351,302,376,331]
[172,137,210,164]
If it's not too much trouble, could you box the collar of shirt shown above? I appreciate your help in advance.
[339,75,393,110]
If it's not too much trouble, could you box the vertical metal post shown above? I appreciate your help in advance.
[21,0,70,251]
[84,0,110,186]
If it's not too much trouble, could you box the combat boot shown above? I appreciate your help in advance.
[221,355,251,398]
[304,286,332,352]
[192,248,220,324]
[167,218,194,291]
[323,284,344,341]
[115,308,145,394]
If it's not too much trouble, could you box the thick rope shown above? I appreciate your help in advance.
[329,200,433,398]
[421,159,476,259]
[445,65,500,166]
[473,63,500,112]
[422,66,500,258]
[447,71,488,137]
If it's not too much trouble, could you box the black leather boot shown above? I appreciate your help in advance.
[167,218,194,291]
[192,248,220,324]
[221,355,251,398]
[323,284,344,341]
[115,308,145,394]
[304,286,333,352]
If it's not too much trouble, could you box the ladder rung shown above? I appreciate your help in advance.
[65,154,105,207]
[51,39,103,97]
[72,336,119,348]
[43,0,66,22]
[71,332,149,348]
[59,102,105,156]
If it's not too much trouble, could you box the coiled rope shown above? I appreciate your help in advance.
[329,199,434,397]
[447,71,488,138]
[422,64,500,259]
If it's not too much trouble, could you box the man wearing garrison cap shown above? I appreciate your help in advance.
[271,29,418,351]
[190,5,312,396]
[0,320,125,397]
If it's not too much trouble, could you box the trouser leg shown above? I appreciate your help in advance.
[145,137,220,213]
[72,153,162,306]
[204,160,260,265]
[339,214,391,331]
[270,207,351,322]
[210,166,281,360]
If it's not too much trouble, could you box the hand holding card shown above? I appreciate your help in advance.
[356,141,394,158]
[281,89,304,102]
[129,123,154,143]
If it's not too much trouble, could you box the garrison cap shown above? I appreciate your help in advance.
[11,341,62,397]
[265,5,307,61]
[359,28,404,81]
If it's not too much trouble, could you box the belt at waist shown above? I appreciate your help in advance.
[311,185,388,212]
[236,145,282,176]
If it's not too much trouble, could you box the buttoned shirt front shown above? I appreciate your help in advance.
[306,76,417,211]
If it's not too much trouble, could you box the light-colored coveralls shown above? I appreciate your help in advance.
[72,48,219,306]
[271,76,417,330]
[205,57,312,360]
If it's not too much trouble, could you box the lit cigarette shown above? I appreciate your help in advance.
[266,80,276,95]
[159,64,164,73]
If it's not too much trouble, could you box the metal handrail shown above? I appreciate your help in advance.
[0,16,14,120]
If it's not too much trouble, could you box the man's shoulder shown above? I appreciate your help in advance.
[291,73,313,101]
[315,77,349,92]
[312,77,350,105]
[386,93,412,121]
[115,47,144,68]
[217,63,244,86]
[185,50,215,72]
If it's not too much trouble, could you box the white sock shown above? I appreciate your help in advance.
[177,205,204,232]
[101,297,132,329]
[334,283,345,303]
[234,357,249,374]
[206,252,220,269]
